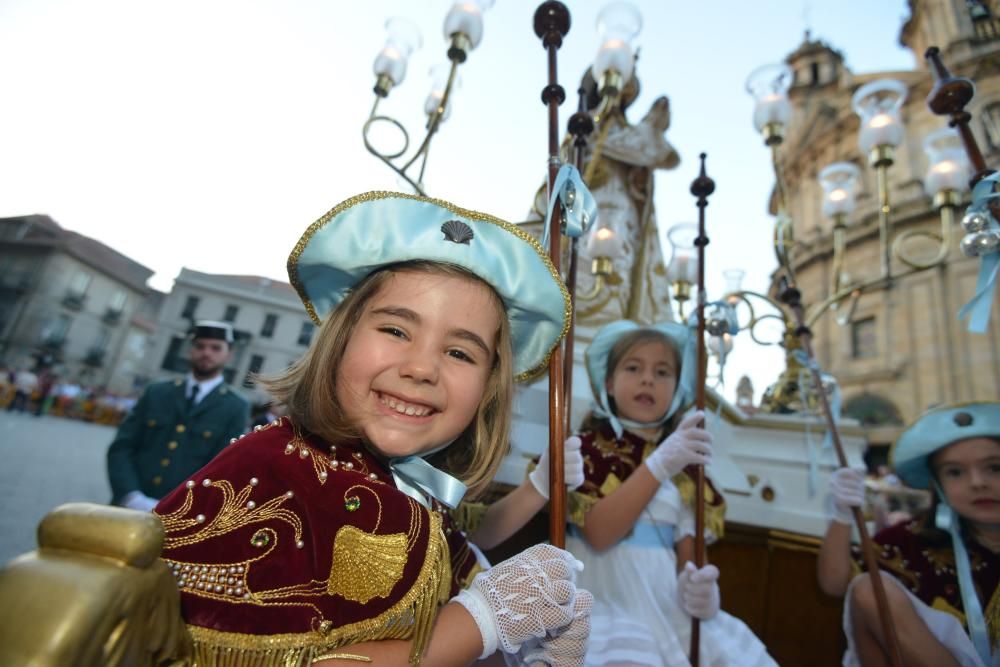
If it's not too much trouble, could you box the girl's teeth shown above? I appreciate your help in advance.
[382,395,429,416]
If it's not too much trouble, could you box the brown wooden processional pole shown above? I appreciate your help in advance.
[534,1,570,549]
[688,153,714,667]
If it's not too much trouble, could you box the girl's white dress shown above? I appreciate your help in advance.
[567,481,777,667]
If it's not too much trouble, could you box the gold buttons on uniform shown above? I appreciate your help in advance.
[147,419,157,427]
[152,476,163,486]
[176,424,186,433]
[167,441,178,450]
[203,431,212,438]
[161,458,171,467]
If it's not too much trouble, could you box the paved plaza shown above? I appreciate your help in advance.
[0,412,116,565]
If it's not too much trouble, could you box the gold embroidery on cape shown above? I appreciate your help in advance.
[593,431,639,462]
[183,510,451,667]
[328,525,409,602]
[984,577,1000,650]
[931,595,966,624]
[599,472,623,497]
[161,480,303,549]
[568,490,599,527]
[671,471,727,539]
[451,501,489,535]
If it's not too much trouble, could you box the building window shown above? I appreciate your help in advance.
[261,313,278,338]
[297,321,315,346]
[109,290,128,313]
[161,335,190,373]
[243,354,265,388]
[844,393,903,427]
[40,314,72,347]
[181,295,200,319]
[851,316,877,359]
[68,271,91,297]
[983,103,1000,151]
[223,304,239,323]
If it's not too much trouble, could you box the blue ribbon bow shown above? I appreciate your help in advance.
[792,350,841,498]
[388,455,467,510]
[958,172,1000,334]
[542,163,598,248]
[933,485,994,666]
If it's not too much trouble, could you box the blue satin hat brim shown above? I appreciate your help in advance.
[584,320,695,420]
[288,191,571,381]
[891,401,1000,489]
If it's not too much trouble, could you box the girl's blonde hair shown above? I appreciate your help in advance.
[262,260,514,499]
[580,328,683,440]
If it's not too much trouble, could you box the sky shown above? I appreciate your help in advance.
[0,0,917,402]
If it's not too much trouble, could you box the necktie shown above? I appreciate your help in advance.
[187,384,199,411]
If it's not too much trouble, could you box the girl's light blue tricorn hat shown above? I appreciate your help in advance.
[585,320,697,438]
[889,400,1000,666]
[890,401,1000,490]
[287,191,571,382]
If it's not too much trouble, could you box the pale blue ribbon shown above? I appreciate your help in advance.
[958,172,1000,334]
[542,163,598,249]
[388,455,467,509]
[933,486,993,667]
[792,350,841,498]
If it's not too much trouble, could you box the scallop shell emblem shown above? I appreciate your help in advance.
[441,219,474,245]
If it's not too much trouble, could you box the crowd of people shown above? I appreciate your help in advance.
[0,366,138,425]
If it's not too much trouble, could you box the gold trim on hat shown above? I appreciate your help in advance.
[287,190,572,383]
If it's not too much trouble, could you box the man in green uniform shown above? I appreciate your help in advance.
[107,320,251,510]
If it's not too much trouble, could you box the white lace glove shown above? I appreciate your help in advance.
[517,588,593,667]
[529,436,585,499]
[452,543,581,658]
[644,411,714,483]
[121,490,158,512]
[829,467,866,525]
[677,562,720,620]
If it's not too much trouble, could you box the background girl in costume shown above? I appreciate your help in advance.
[818,401,1000,667]
[154,192,592,667]
[474,319,775,666]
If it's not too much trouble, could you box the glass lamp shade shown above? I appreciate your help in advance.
[851,79,907,152]
[722,268,745,297]
[922,127,971,195]
[591,2,642,83]
[424,64,458,121]
[818,162,862,217]
[666,223,699,283]
[443,0,495,49]
[586,221,625,259]
[373,18,422,85]
[745,63,794,133]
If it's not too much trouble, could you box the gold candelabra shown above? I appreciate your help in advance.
[362,3,494,196]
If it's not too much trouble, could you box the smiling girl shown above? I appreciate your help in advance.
[818,401,1000,667]
[153,192,591,667]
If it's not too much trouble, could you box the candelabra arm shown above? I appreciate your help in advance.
[401,60,460,174]
[362,114,424,195]
[874,155,893,280]
[804,274,888,328]
[577,273,607,301]
[360,60,461,197]
[893,196,957,271]
[727,290,791,346]
[831,216,847,295]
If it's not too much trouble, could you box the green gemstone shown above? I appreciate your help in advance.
[344,496,361,512]
[250,529,270,548]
